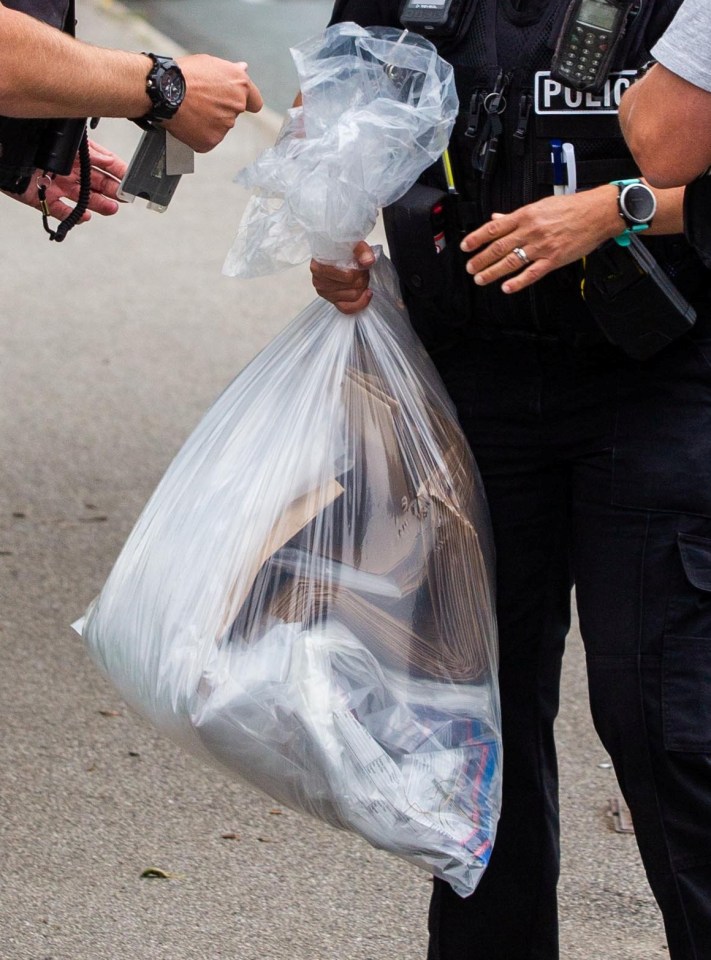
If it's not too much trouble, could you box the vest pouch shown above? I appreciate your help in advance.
[383,184,474,351]
[582,238,696,361]
[0,116,50,193]
[684,176,711,271]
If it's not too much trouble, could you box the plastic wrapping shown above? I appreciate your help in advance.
[223,22,459,272]
[79,23,501,898]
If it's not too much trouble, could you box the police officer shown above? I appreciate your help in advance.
[0,0,262,225]
[311,2,711,959]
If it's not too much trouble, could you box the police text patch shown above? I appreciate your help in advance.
[534,71,637,114]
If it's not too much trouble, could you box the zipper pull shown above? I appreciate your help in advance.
[464,91,484,141]
[513,93,532,156]
[473,71,510,181]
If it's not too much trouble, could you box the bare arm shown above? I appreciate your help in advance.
[459,181,685,294]
[0,2,263,153]
[310,181,686,310]
[619,64,711,188]
[0,3,152,117]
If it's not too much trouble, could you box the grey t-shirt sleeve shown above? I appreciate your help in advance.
[652,0,711,93]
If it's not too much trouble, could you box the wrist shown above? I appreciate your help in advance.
[594,183,626,241]
[138,53,187,124]
[609,178,657,247]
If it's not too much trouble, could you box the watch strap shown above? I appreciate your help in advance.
[610,178,653,247]
[614,222,649,247]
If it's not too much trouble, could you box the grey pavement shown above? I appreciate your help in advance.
[0,2,667,958]
[119,0,335,115]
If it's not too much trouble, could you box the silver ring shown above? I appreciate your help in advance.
[513,246,530,264]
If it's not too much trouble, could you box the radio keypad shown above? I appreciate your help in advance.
[558,26,611,84]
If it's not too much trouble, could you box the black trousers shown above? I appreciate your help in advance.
[426,322,711,960]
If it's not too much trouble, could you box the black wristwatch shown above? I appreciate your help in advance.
[141,53,186,123]
[610,178,657,247]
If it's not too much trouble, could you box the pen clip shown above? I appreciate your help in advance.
[562,142,577,195]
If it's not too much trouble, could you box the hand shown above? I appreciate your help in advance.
[460,186,621,294]
[166,55,264,153]
[310,241,376,314]
[2,139,127,222]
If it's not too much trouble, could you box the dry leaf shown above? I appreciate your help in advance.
[140,867,182,880]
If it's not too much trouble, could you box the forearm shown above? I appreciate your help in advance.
[0,5,151,118]
[619,65,711,187]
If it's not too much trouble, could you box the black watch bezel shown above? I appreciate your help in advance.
[142,53,186,123]
[618,181,657,227]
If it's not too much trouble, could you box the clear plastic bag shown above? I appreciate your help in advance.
[79,23,501,898]
[223,22,460,272]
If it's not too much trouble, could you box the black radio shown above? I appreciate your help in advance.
[551,0,637,93]
[400,0,472,41]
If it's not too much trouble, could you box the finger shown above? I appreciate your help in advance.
[89,167,124,201]
[87,141,128,180]
[51,165,120,198]
[314,283,369,304]
[245,80,264,113]
[500,258,554,294]
[469,247,533,285]
[311,262,369,286]
[47,196,91,222]
[465,234,526,277]
[86,192,120,216]
[333,290,373,315]
[353,240,376,267]
[49,170,121,213]
[461,213,517,254]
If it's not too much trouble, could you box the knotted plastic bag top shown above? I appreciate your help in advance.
[223,21,458,273]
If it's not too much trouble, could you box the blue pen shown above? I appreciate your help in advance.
[550,138,565,196]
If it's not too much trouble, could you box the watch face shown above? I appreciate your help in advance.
[621,184,656,224]
[159,67,186,108]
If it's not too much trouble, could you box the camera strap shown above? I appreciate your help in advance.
[36,0,91,242]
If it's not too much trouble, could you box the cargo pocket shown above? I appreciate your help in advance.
[663,534,711,752]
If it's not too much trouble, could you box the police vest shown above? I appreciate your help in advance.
[437,0,679,213]
[0,0,74,193]
[387,0,709,344]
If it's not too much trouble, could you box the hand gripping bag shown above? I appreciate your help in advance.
[79,23,501,898]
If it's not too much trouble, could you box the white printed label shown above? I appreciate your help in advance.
[534,70,637,115]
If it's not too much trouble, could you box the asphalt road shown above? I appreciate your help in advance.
[121,0,335,113]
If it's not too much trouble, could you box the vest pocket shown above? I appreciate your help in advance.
[663,534,711,752]
[384,186,475,351]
